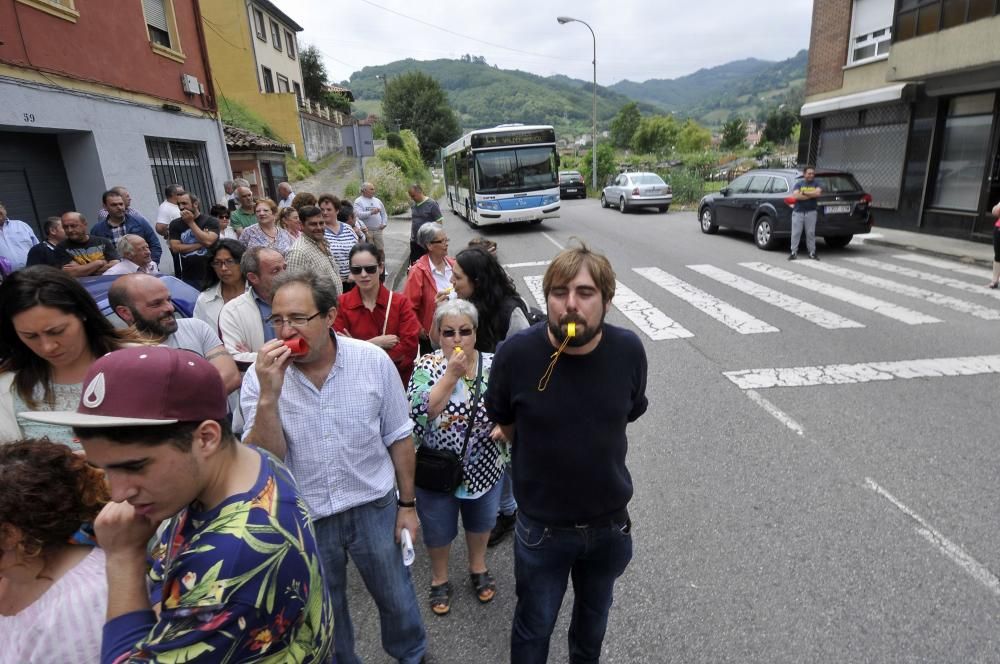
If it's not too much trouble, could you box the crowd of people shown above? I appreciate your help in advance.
[0,178,649,663]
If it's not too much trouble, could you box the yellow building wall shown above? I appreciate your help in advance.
[201,0,304,158]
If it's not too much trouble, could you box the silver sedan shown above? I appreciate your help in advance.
[601,172,672,213]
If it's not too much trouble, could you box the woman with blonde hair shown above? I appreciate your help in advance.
[238,198,293,255]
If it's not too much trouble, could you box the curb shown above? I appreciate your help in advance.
[859,237,993,269]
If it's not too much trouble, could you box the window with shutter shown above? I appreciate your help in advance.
[143,0,171,48]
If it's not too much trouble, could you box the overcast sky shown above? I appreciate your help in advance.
[280,0,814,86]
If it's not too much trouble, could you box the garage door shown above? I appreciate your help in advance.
[0,131,75,237]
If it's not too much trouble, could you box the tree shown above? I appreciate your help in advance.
[580,142,617,189]
[610,102,641,149]
[631,115,679,155]
[676,119,712,153]
[299,45,328,101]
[761,107,798,145]
[721,118,747,151]
[382,71,461,163]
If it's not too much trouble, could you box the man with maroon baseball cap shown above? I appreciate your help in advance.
[21,346,333,663]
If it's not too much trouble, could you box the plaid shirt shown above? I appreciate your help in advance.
[240,335,413,518]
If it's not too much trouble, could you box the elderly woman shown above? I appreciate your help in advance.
[407,299,506,616]
[334,243,421,385]
[239,198,293,255]
[278,206,303,241]
[194,239,247,332]
[0,438,110,662]
[403,222,455,355]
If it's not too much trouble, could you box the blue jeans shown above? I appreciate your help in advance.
[313,490,427,664]
[416,480,502,547]
[498,468,517,516]
[510,512,633,664]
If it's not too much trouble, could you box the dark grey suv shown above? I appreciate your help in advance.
[697,169,873,250]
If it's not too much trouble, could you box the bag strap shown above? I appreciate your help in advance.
[382,290,393,336]
[458,352,483,462]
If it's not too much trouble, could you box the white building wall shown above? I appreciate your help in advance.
[248,3,303,96]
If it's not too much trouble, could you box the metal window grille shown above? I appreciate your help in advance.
[145,138,214,210]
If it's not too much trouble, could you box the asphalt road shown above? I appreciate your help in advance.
[348,198,1000,663]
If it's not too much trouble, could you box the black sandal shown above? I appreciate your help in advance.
[470,570,496,603]
[429,581,452,616]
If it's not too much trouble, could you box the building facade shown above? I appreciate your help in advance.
[0,0,229,242]
[201,0,305,158]
[799,0,1000,241]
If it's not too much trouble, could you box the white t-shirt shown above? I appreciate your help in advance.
[155,200,181,227]
[165,318,224,356]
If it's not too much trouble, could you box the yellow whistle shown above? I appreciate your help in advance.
[567,323,576,337]
[454,345,462,353]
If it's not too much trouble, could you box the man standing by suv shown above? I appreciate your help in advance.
[789,166,823,261]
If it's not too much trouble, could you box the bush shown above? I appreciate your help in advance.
[287,155,317,182]
[386,132,404,149]
[670,169,705,205]
[343,181,361,199]
[365,159,411,214]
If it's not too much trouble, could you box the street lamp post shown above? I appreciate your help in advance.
[557,16,597,193]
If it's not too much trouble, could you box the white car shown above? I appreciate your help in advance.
[601,172,672,213]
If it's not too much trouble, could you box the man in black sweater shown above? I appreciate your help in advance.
[486,243,648,664]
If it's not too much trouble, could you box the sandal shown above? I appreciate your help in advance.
[429,581,452,616]
[988,282,999,289]
[469,570,496,604]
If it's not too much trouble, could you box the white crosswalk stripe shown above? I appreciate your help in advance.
[634,267,779,334]
[687,264,864,330]
[739,262,941,325]
[844,257,1000,301]
[893,254,992,279]
[522,276,546,311]
[796,260,1000,320]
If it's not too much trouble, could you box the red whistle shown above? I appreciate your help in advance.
[283,338,309,356]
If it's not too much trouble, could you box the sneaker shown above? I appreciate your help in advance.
[488,511,517,547]
[788,253,797,261]
[809,253,819,260]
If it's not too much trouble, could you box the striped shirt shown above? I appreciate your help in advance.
[324,222,364,280]
[240,334,413,519]
[0,547,106,663]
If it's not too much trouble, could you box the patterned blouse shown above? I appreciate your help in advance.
[12,382,81,450]
[239,223,294,256]
[408,351,507,498]
[100,448,334,663]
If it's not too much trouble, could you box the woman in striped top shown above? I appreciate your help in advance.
[0,438,109,663]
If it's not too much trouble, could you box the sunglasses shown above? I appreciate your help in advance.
[349,264,379,275]
[440,327,474,338]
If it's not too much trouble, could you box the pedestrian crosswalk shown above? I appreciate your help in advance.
[513,253,1000,341]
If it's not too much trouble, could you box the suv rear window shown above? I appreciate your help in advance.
[816,174,863,194]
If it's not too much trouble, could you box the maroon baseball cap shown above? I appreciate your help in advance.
[21,346,228,428]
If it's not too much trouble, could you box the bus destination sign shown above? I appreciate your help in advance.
[471,128,556,149]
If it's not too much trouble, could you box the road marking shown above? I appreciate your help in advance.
[541,232,564,251]
[893,254,992,279]
[723,353,1000,390]
[853,232,884,243]
[611,281,693,340]
[797,260,1000,320]
[740,262,941,325]
[865,478,1000,597]
[504,261,551,269]
[845,257,1000,301]
[745,390,804,436]
[688,264,864,330]
[522,276,546,311]
[523,275,693,340]
[633,267,779,334]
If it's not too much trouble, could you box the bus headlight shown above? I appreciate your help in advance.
[541,195,559,206]
[478,200,501,211]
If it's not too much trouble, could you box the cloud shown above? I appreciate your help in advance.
[278,0,812,85]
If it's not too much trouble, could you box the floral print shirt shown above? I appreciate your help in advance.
[239,224,294,256]
[101,448,333,663]
[408,351,508,498]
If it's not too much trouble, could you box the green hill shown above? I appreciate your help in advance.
[345,51,807,133]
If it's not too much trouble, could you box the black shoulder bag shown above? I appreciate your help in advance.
[414,353,483,493]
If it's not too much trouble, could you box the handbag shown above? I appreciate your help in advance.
[414,353,483,493]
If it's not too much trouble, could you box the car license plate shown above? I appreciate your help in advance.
[565,188,577,193]
[825,205,850,214]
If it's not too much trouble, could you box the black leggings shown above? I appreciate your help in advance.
[993,226,1000,262]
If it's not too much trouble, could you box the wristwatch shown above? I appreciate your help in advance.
[397,497,417,508]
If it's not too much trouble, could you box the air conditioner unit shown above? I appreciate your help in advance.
[181,74,201,95]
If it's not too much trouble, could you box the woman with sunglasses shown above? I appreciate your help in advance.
[0,438,110,662]
[209,204,238,240]
[403,222,455,355]
[194,239,247,333]
[406,299,506,616]
[334,243,420,385]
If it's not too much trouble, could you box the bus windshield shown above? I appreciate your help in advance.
[475,146,558,194]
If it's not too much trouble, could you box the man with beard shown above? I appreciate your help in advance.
[485,242,648,664]
[108,273,240,394]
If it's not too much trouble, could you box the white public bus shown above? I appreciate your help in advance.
[441,124,560,226]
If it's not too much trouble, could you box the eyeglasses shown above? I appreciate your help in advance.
[429,238,449,245]
[211,259,237,268]
[266,312,323,328]
[349,264,379,275]
[440,327,474,338]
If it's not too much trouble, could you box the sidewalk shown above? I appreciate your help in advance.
[858,227,994,266]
